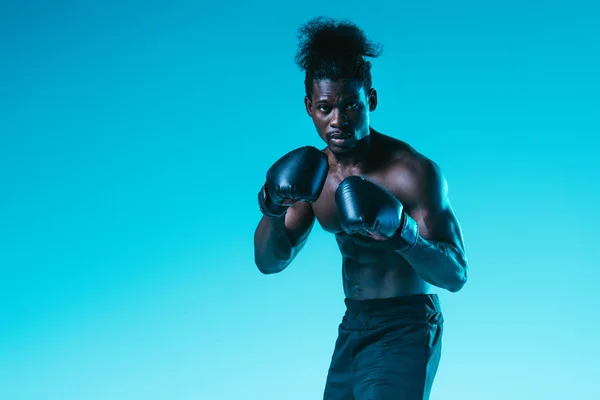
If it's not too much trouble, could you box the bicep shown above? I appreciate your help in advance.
[410,202,465,252]
[285,201,316,248]
[402,159,465,252]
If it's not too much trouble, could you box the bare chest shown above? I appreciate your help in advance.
[311,169,403,233]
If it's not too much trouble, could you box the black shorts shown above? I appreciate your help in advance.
[323,294,444,400]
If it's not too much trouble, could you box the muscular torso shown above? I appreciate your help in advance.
[311,134,431,300]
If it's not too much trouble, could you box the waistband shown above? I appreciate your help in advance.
[344,293,441,315]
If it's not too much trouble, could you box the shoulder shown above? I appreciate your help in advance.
[384,139,448,208]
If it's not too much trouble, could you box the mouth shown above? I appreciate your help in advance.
[328,131,354,145]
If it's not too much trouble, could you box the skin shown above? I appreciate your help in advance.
[254,78,467,300]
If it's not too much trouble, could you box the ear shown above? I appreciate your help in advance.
[368,88,378,112]
[304,95,313,116]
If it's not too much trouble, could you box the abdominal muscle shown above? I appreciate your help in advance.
[336,232,430,300]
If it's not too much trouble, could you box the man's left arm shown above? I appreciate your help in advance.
[391,160,469,292]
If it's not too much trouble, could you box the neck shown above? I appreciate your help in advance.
[331,128,378,167]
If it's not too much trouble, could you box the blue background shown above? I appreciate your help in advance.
[1,1,599,399]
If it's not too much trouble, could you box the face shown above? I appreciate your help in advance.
[305,79,377,153]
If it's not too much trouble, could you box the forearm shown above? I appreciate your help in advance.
[400,236,468,292]
[253,215,294,274]
[390,214,468,292]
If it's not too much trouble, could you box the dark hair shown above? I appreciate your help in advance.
[295,17,383,98]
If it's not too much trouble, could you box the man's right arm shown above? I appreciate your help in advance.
[253,201,316,274]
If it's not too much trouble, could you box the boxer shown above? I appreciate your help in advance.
[254,16,468,400]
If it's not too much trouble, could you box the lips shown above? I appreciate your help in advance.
[329,131,353,140]
[330,134,353,147]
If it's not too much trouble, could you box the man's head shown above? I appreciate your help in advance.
[295,17,382,153]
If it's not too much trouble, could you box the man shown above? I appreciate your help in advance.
[253,16,468,400]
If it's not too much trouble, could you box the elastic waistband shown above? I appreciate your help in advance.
[344,293,440,314]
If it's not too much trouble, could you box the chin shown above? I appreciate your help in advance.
[328,143,356,154]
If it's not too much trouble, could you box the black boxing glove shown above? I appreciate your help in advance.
[335,175,419,253]
[258,146,329,218]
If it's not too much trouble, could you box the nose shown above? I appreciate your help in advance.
[329,108,348,129]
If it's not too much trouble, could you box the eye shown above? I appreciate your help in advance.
[346,102,358,109]
[318,105,331,113]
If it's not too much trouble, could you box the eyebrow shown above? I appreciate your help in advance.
[315,96,359,103]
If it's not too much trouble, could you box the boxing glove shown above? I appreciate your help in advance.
[335,175,419,252]
[258,146,329,218]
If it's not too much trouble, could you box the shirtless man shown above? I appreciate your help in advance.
[253,17,468,400]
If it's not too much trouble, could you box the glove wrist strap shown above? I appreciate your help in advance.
[393,212,419,253]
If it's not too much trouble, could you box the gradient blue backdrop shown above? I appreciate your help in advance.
[1,1,599,399]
